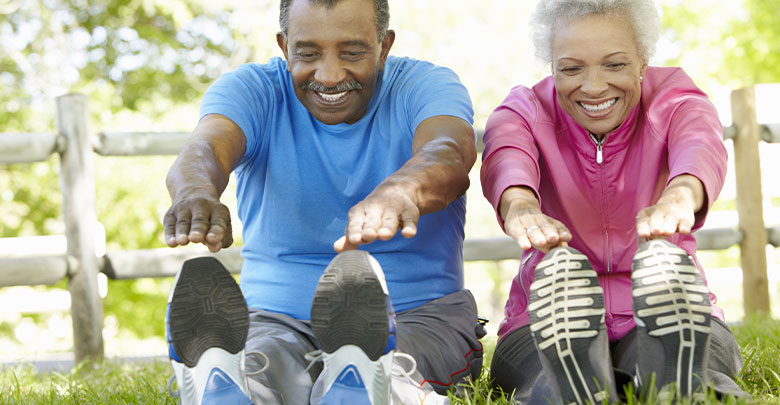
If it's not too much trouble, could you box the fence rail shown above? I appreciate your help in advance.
[1,89,778,363]
[2,226,774,288]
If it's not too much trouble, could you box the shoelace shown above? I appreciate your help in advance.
[167,374,179,399]
[303,349,419,381]
[246,350,270,376]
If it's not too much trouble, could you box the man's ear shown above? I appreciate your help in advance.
[277,32,290,63]
[378,29,395,68]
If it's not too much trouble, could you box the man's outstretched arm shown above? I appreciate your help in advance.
[164,114,246,252]
[334,115,477,252]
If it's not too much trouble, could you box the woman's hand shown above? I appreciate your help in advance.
[499,186,572,253]
[636,174,705,240]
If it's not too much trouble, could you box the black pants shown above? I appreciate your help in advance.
[490,318,744,403]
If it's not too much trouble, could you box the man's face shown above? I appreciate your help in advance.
[278,0,394,125]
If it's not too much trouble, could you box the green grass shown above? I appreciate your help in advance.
[2,316,779,404]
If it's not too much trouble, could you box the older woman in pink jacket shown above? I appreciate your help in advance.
[481,0,744,403]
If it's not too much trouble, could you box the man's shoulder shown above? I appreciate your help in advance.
[385,56,458,82]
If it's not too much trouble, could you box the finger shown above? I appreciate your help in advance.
[635,209,651,238]
[526,225,547,248]
[648,208,667,237]
[174,208,193,246]
[558,226,573,243]
[207,205,230,245]
[206,240,222,253]
[163,209,178,247]
[377,209,400,241]
[662,213,680,236]
[539,223,562,245]
[188,206,211,243]
[345,208,368,245]
[515,233,532,250]
[222,216,234,248]
[359,205,384,244]
[333,235,358,252]
[399,207,418,238]
[677,212,695,234]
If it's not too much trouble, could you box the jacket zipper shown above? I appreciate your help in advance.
[589,133,610,274]
[589,133,605,165]
[519,251,537,299]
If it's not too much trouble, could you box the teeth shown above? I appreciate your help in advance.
[318,91,348,102]
[579,98,616,112]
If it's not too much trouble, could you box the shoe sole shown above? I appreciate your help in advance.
[632,240,711,395]
[311,250,390,362]
[168,257,249,368]
[529,247,609,405]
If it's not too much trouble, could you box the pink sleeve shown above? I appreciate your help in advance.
[664,91,728,230]
[480,88,542,229]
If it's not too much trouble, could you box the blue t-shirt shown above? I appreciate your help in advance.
[200,56,474,320]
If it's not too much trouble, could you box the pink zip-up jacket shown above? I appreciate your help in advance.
[481,67,728,342]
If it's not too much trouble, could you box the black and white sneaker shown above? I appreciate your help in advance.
[310,250,396,404]
[529,247,616,404]
[632,239,711,398]
[166,256,252,404]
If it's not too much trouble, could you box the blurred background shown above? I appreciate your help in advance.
[0,0,778,361]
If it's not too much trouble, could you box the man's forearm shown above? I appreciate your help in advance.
[166,140,229,203]
[376,136,474,215]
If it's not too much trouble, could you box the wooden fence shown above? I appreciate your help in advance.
[1,90,779,364]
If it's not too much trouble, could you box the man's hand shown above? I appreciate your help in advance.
[163,114,245,253]
[333,187,420,252]
[636,175,704,241]
[500,186,572,253]
[163,195,233,253]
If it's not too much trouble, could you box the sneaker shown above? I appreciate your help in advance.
[166,256,252,405]
[632,240,711,398]
[528,246,616,404]
[310,250,396,405]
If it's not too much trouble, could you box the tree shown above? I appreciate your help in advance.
[0,0,257,132]
[661,0,780,88]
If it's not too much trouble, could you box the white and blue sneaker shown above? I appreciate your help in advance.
[166,256,252,405]
[310,250,397,405]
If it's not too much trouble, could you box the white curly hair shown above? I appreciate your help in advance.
[531,0,661,65]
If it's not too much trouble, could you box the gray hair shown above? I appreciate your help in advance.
[531,0,660,65]
[279,0,390,42]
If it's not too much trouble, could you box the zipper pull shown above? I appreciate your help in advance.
[589,132,605,165]
[596,143,603,164]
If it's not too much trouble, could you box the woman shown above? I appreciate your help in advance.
[480,0,744,403]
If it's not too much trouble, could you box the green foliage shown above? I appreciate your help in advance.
[0,161,62,237]
[661,0,780,87]
[732,314,780,400]
[0,360,175,404]
[0,0,241,125]
[3,320,780,405]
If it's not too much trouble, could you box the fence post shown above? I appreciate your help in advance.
[56,93,105,363]
[730,87,771,317]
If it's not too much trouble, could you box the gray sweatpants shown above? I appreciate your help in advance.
[244,289,486,404]
[490,318,745,404]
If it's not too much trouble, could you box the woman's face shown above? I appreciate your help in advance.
[551,13,647,137]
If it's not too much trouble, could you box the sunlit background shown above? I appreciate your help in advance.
[1,0,778,361]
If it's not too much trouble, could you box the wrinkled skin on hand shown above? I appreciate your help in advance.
[333,186,420,252]
[163,195,233,253]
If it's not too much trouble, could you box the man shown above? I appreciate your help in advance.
[163,0,484,403]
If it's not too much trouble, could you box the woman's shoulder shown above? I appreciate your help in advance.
[495,76,556,117]
[641,66,709,103]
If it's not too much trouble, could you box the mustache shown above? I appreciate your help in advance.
[301,80,363,92]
